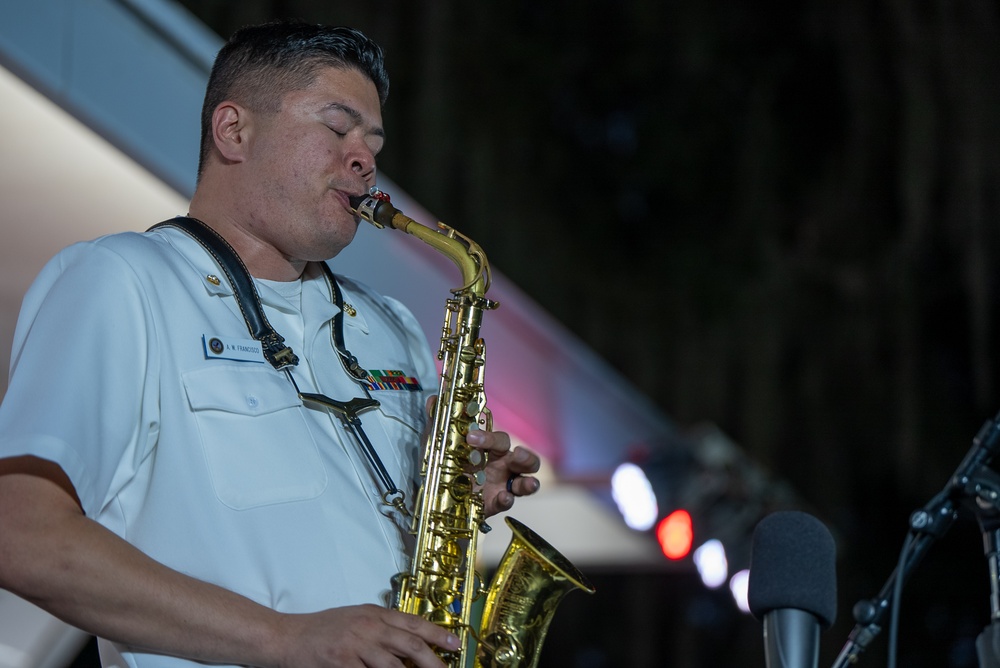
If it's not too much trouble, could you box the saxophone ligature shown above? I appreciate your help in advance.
[349,189,595,668]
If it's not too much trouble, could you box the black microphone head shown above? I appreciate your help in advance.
[747,510,837,629]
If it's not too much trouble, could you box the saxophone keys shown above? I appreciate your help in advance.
[450,474,474,500]
[468,449,483,467]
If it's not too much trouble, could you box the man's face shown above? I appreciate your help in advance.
[241,65,384,264]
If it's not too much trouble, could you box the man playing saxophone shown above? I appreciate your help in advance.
[0,20,541,668]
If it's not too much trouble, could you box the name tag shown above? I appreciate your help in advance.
[202,334,264,363]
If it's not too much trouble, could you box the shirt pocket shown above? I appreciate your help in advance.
[182,365,328,510]
[368,390,426,492]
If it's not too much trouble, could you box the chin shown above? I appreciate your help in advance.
[314,225,359,261]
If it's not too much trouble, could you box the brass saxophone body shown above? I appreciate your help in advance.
[349,190,594,668]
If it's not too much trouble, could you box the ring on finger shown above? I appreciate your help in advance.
[506,474,521,494]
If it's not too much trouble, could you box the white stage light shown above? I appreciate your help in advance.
[693,539,728,588]
[729,569,751,613]
[611,463,658,531]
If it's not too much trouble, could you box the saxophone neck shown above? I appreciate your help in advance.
[349,191,493,299]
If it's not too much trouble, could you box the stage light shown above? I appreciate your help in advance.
[693,539,728,588]
[656,509,694,560]
[616,424,806,591]
[729,569,751,613]
[611,462,659,531]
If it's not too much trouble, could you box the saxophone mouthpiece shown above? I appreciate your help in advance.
[350,187,395,230]
[349,187,391,210]
[348,193,368,211]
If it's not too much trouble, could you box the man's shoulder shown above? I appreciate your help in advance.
[55,224,202,272]
[86,224,184,255]
[326,271,404,315]
[330,272,381,302]
[24,226,204,306]
[327,269,425,337]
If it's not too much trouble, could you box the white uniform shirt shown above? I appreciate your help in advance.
[0,226,437,667]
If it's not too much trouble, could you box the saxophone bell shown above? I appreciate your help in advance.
[476,517,595,668]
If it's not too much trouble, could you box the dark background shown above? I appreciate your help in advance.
[94,1,1000,666]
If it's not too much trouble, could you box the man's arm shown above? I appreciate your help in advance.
[0,458,459,668]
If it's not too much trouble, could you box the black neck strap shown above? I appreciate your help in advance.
[150,217,370,383]
[316,262,368,381]
[149,216,299,370]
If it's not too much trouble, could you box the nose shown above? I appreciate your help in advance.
[348,144,377,185]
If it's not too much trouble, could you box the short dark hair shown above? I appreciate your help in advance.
[197,21,389,178]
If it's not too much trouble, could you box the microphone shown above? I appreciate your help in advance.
[748,511,837,668]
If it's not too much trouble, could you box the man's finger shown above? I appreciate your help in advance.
[466,429,510,456]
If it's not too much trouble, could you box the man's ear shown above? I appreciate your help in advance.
[211,101,251,163]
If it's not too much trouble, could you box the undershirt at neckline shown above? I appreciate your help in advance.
[256,275,304,310]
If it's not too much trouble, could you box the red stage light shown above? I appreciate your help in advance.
[657,509,693,560]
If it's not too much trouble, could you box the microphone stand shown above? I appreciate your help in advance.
[831,411,1000,667]
[829,495,956,667]
[973,470,1000,668]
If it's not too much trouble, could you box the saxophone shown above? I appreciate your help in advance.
[349,190,595,668]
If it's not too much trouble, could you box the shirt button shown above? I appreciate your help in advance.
[246,394,259,409]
